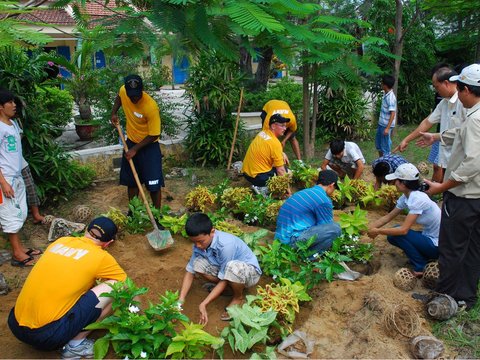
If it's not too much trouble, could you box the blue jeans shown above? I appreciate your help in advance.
[387,230,438,272]
[375,125,392,155]
[292,223,342,256]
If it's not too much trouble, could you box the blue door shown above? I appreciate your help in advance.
[56,46,71,79]
[94,50,106,69]
[173,56,189,84]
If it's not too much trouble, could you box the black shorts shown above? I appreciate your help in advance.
[120,139,165,191]
[8,290,101,351]
[244,169,277,187]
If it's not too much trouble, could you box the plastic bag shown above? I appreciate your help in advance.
[277,330,315,359]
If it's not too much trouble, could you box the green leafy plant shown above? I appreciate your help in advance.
[102,207,128,231]
[85,278,189,359]
[254,278,311,335]
[266,175,291,199]
[213,220,244,237]
[315,250,352,282]
[159,214,188,236]
[125,197,152,234]
[338,206,369,236]
[264,201,284,225]
[165,322,224,359]
[290,160,318,188]
[237,194,276,226]
[185,186,217,213]
[359,183,383,208]
[332,233,374,264]
[220,296,278,355]
[336,175,355,204]
[220,187,252,210]
[376,185,400,211]
[241,229,269,249]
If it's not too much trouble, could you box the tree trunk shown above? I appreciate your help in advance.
[392,0,403,96]
[254,47,273,90]
[302,62,315,159]
[239,42,253,78]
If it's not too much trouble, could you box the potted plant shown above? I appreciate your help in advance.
[74,116,101,141]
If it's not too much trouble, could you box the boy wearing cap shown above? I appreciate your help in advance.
[419,64,480,310]
[396,66,466,182]
[371,153,408,190]
[376,75,397,156]
[178,213,261,325]
[8,217,127,358]
[367,163,440,276]
[242,114,291,190]
[261,100,302,160]
[111,75,164,209]
[275,170,342,257]
[320,139,365,179]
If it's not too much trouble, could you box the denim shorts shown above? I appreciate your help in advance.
[120,139,165,191]
[8,290,101,351]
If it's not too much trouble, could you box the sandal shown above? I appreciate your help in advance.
[220,308,231,321]
[25,248,43,257]
[11,256,35,267]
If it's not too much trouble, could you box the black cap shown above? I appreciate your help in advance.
[87,217,118,242]
[124,74,143,98]
[269,113,290,125]
[317,170,339,188]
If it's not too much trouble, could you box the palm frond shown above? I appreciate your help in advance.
[224,1,284,33]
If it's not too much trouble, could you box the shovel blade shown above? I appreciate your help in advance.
[147,229,174,251]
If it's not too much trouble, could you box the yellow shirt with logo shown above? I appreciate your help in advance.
[119,85,161,143]
[261,100,297,132]
[242,129,284,177]
[14,237,126,329]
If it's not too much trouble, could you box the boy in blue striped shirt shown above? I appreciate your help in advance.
[377,75,397,156]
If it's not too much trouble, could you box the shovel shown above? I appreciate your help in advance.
[115,123,173,251]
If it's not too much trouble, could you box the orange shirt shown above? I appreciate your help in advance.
[119,85,161,143]
[261,100,297,132]
[242,129,284,177]
[14,236,126,329]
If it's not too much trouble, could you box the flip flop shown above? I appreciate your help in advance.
[11,256,35,267]
[25,248,43,256]
[220,308,231,321]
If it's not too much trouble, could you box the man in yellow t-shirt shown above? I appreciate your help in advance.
[111,74,164,209]
[261,100,301,160]
[8,217,127,358]
[242,114,290,192]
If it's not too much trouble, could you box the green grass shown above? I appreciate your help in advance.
[432,291,480,358]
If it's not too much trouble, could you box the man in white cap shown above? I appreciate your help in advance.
[420,63,480,311]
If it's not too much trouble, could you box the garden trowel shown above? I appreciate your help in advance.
[115,123,173,251]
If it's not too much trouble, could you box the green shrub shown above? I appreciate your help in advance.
[317,86,372,141]
[242,78,303,114]
[35,86,73,137]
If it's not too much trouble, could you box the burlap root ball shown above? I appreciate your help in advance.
[383,304,420,337]
[72,205,93,223]
[422,262,440,289]
[410,335,445,359]
[416,161,429,175]
[393,268,417,291]
[42,214,55,226]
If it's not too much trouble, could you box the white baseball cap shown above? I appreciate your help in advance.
[385,163,419,181]
[449,64,480,87]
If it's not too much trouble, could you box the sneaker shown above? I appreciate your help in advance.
[251,185,268,197]
[61,338,95,359]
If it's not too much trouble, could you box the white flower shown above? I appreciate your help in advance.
[272,275,277,280]
[124,357,129,360]
[312,253,319,258]
[140,351,147,358]
[128,304,140,313]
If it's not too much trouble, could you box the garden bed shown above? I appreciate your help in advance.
[0,172,457,358]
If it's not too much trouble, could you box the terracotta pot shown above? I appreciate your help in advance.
[75,123,99,141]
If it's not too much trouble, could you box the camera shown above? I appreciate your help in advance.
[419,182,430,192]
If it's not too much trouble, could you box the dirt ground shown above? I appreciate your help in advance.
[0,172,452,359]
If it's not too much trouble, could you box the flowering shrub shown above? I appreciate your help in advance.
[85,278,221,359]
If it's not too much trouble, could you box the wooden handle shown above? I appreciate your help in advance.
[227,87,244,170]
[115,123,159,231]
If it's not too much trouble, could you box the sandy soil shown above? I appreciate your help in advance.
[0,174,452,359]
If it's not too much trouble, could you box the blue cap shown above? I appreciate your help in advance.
[87,217,118,242]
